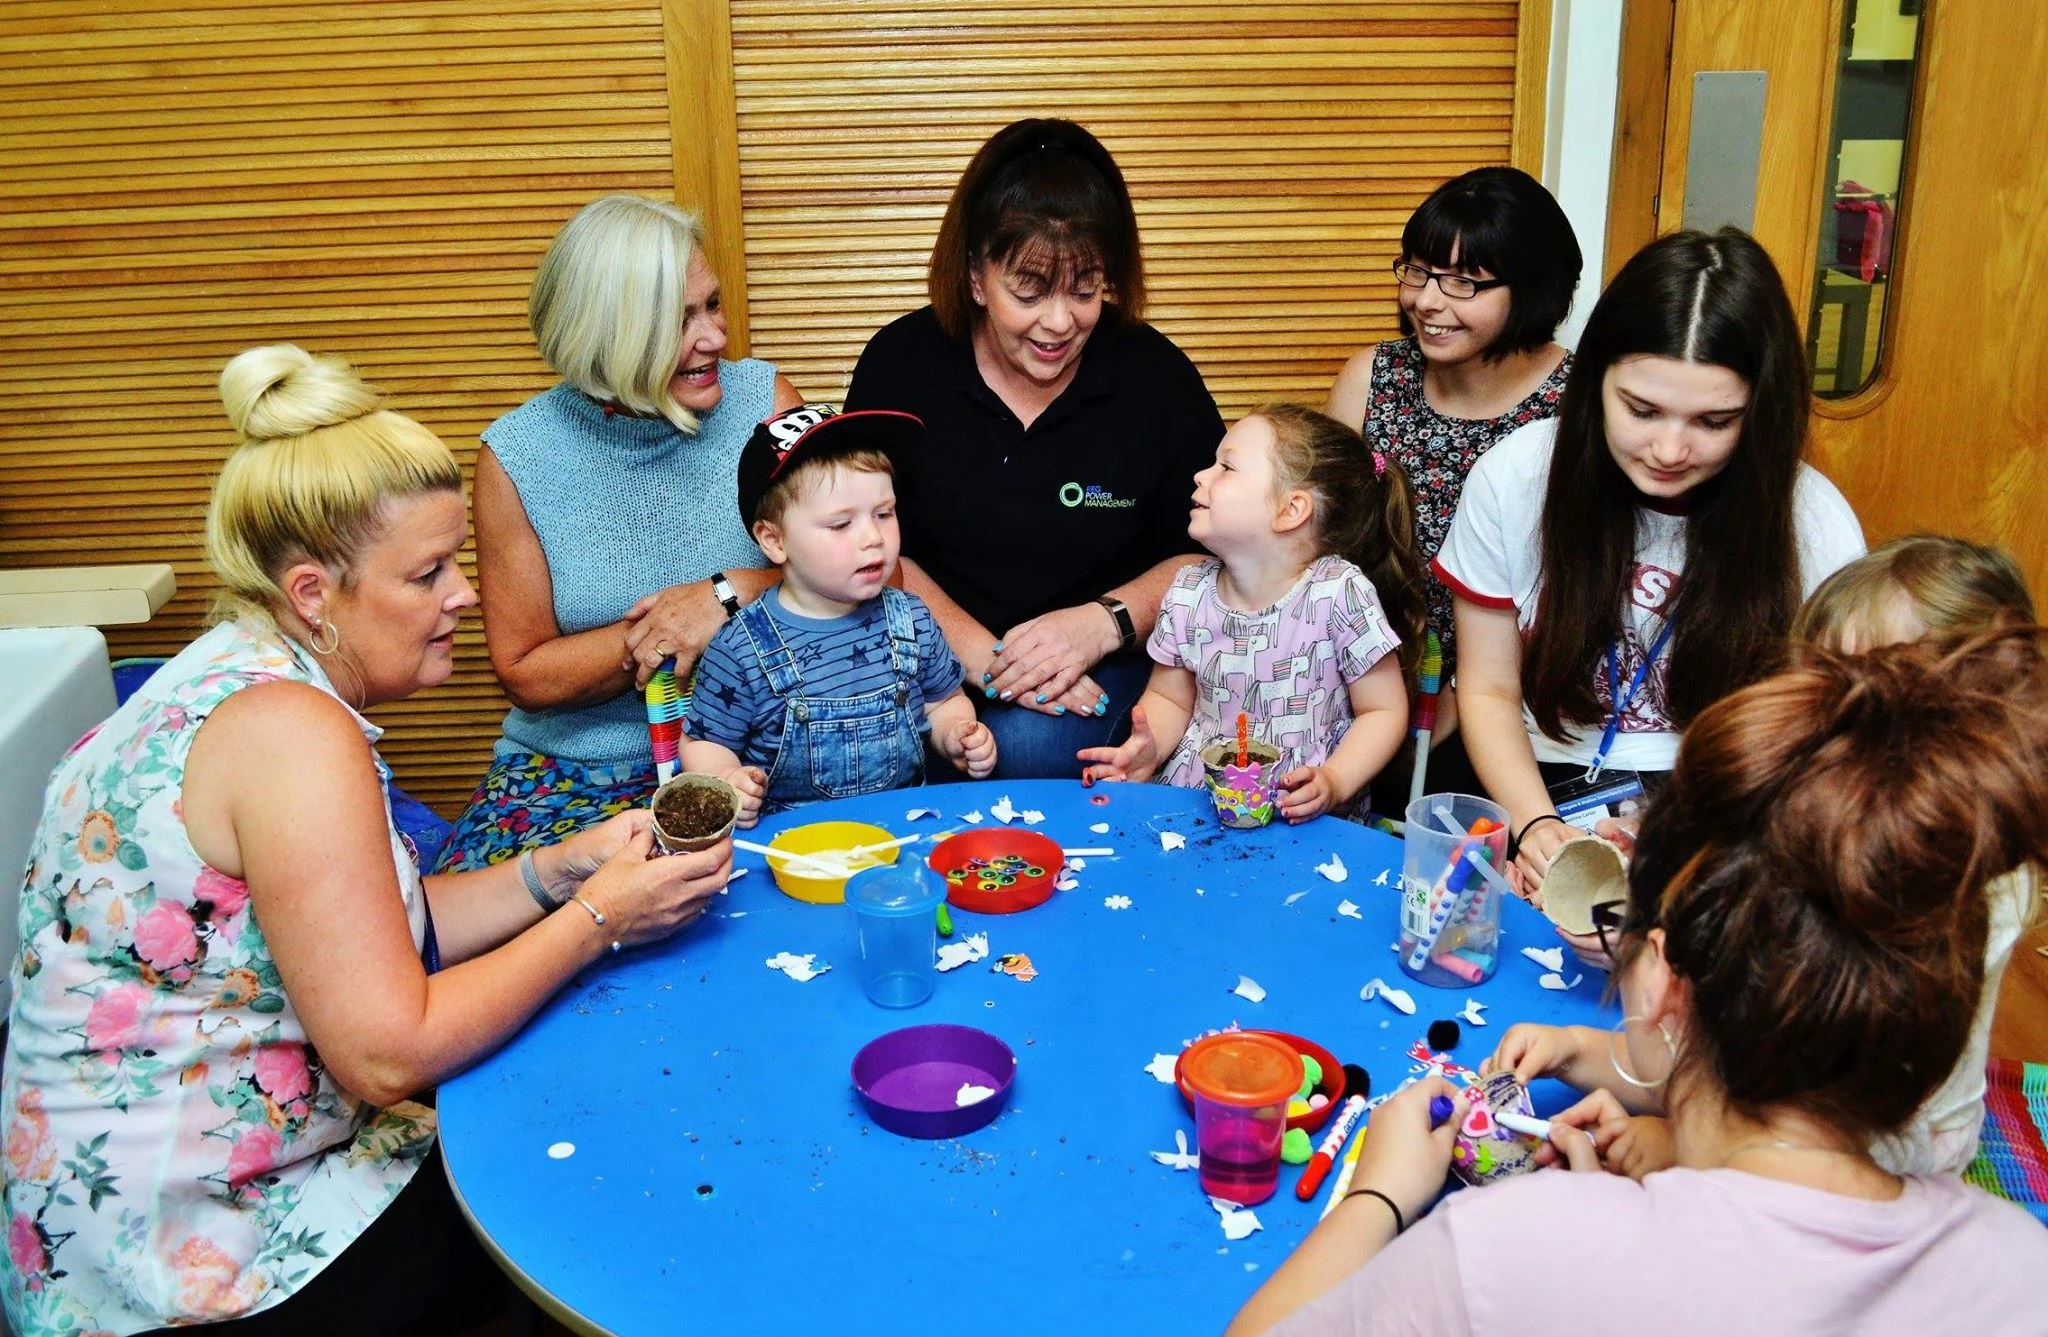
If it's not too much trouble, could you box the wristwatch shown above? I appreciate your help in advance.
[1095,595,1136,653]
[710,571,742,619]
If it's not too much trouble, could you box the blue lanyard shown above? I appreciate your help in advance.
[1586,621,1675,782]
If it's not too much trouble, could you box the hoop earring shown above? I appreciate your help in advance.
[1609,1014,1677,1089]
[307,618,342,656]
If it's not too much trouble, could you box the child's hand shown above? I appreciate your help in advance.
[1479,1022,1581,1088]
[723,766,767,829]
[1078,703,1160,784]
[942,718,998,778]
[1598,1115,1676,1180]
[1535,1088,1634,1172]
[1275,764,1334,822]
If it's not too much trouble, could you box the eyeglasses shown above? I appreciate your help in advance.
[1391,261,1510,300]
[1591,900,1628,959]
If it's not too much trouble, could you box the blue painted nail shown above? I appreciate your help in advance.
[1035,693,1047,703]
[984,687,996,699]
[982,672,992,684]
[1053,705,1067,715]
[992,642,1005,653]
[1098,692,1109,703]
[1095,703,1107,715]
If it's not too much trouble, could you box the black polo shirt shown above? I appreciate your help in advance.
[844,305,1224,635]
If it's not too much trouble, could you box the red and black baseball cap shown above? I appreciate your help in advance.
[737,403,923,529]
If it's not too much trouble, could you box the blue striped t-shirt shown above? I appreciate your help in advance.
[686,587,965,770]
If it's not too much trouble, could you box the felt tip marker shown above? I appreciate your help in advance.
[1294,1094,1369,1199]
[1495,1111,1553,1141]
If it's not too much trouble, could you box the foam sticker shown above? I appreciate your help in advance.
[1151,1129,1200,1170]
[764,951,830,982]
[1104,894,1133,910]
[1144,1053,1180,1083]
[1160,831,1187,852]
[1459,998,1489,1027]
[1232,975,1268,1004]
[1336,899,1362,919]
[937,932,990,972]
[1210,1197,1263,1240]
[1360,977,1416,1014]
[1315,853,1349,883]
[1090,822,1111,834]
[1520,945,1566,972]
[956,1082,997,1107]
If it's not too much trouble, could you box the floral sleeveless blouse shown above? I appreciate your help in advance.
[1,621,436,1335]
[1359,337,1571,680]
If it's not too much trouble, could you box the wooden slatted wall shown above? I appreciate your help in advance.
[724,1,1547,415]
[2,0,1546,814]
[0,1,677,812]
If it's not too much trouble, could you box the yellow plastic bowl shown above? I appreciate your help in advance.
[767,821,901,904]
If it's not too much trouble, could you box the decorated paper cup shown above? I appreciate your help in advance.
[650,773,739,853]
[1200,740,1283,829]
[1450,1071,1545,1187]
[1540,834,1629,936]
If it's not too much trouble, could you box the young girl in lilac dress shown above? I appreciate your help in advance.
[1079,405,1423,821]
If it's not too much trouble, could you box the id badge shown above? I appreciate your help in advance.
[1545,769,1646,831]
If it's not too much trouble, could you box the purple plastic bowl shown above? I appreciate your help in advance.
[851,1024,1017,1139]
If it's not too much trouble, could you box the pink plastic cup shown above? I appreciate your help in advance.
[1178,1032,1303,1205]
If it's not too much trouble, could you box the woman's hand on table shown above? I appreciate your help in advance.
[981,604,1118,713]
[1347,1076,1461,1223]
[722,766,767,829]
[620,581,725,688]
[1078,702,1162,784]
[578,823,730,947]
[1533,1088,1634,1172]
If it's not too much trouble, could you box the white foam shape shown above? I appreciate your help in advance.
[905,807,941,821]
[765,951,830,982]
[1360,977,1417,1014]
[1022,809,1046,825]
[1151,1129,1199,1170]
[961,809,983,824]
[1104,894,1133,910]
[937,932,990,972]
[723,910,748,919]
[1315,852,1349,883]
[1538,972,1583,992]
[1055,873,1080,891]
[1459,998,1489,1026]
[1372,868,1392,886]
[547,1141,576,1160]
[1144,1053,1180,1083]
[1521,945,1566,972]
[1067,857,1087,870]
[1282,891,1309,907]
[989,795,1019,824]
[1090,822,1111,834]
[726,866,750,884]
[1161,831,1187,852]
[1194,887,1207,897]
[1232,975,1267,1004]
[1210,1197,1264,1240]
[1336,899,1362,919]
[956,1082,997,1107]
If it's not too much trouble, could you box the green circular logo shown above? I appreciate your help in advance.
[1058,481,1085,508]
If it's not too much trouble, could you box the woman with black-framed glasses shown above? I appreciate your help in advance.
[1230,632,2048,1335]
[1326,167,1581,804]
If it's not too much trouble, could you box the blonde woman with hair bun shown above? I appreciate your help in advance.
[439,192,805,873]
[0,345,730,1335]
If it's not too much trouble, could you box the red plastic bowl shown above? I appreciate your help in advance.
[1175,1029,1348,1134]
[929,828,1064,915]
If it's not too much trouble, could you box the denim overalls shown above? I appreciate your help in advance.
[732,586,927,812]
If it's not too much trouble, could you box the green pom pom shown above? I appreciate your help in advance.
[1281,1128,1314,1164]
[1300,1054,1323,1090]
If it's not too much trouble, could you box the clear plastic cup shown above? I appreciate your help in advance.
[1179,1032,1303,1205]
[1398,793,1511,989]
[845,863,946,1009]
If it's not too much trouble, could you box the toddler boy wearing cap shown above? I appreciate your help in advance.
[682,404,996,823]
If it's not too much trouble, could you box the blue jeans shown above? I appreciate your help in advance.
[978,654,1152,780]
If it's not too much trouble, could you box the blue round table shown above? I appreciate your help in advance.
[440,780,1614,1334]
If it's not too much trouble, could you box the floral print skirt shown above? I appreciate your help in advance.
[432,744,658,873]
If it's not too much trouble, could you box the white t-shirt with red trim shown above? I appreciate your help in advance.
[1432,419,1866,772]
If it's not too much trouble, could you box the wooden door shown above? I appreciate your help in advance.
[1610,0,2048,596]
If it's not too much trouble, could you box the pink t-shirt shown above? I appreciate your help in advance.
[1273,1168,2048,1336]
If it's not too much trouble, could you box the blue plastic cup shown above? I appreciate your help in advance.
[846,862,947,1008]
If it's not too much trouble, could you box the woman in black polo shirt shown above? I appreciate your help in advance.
[845,117,1225,778]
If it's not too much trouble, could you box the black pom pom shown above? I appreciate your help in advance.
[1342,1063,1370,1101]
[1427,1019,1460,1051]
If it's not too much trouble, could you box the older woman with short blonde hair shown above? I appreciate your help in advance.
[437,192,804,873]
[1,345,726,1335]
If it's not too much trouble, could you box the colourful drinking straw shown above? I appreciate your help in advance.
[1408,630,1443,807]
[645,657,685,784]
